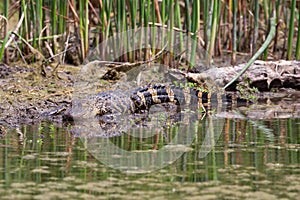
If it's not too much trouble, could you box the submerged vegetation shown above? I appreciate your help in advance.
[0,0,300,67]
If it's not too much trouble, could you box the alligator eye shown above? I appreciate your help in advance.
[98,106,110,115]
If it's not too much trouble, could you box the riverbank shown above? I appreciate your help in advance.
[0,60,299,128]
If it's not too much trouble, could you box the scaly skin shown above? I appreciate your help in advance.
[66,84,244,137]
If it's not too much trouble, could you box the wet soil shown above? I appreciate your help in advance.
[0,61,299,129]
[0,63,77,127]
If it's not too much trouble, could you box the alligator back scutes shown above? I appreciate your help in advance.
[81,84,237,119]
[67,84,243,138]
[129,84,232,113]
[130,84,212,111]
[131,85,176,110]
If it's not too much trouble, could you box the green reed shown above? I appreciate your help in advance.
[296,1,300,60]
[174,0,183,52]
[151,0,157,56]
[224,12,276,90]
[168,0,174,48]
[58,0,66,35]
[253,0,259,55]
[130,0,138,61]
[0,32,9,63]
[1,0,300,66]
[3,0,8,29]
[207,0,219,59]
[50,0,57,54]
[99,0,113,59]
[78,0,88,60]
[231,0,237,64]
[35,0,43,50]
[189,0,200,67]
[287,0,296,60]
[21,0,28,41]
[0,0,8,62]
[262,0,272,60]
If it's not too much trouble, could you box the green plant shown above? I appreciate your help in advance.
[236,78,259,102]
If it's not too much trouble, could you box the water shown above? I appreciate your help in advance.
[0,118,299,199]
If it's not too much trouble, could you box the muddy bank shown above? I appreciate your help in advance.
[0,63,76,127]
[0,60,299,128]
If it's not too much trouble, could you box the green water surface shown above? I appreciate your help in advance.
[0,117,299,200]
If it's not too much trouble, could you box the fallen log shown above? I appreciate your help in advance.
[185,60,300,91]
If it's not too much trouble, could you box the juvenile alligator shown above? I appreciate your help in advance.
[66,84,247,137]
[68,85,232,117]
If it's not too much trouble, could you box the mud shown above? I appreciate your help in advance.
[0,61,299,129]
[0,63,76,127]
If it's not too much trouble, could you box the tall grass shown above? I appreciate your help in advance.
[207,0,219,59]
[252,0,259,55]
[296,1,300,60]
[189,0,200,67]
[1,0,300,66]
[0,0,9,62]
[287,0,296,60]
[231,0,237,64]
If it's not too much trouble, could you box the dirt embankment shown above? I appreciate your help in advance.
[0,63,77,127]
[0,60,299,128]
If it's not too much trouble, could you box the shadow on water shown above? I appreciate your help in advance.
[0,116,299,199]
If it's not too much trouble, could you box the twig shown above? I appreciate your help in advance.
[222,50,250,56]
[4,13,24,49]
[114,42,168,68]
[44,41,54,58]
[38,25,48,49]
[12,31,45,60]
[62,33,70,64]
[13,41,27,64]
[43,46,75,64]
[96,43,169,73]
[44,89,74,100]
[148,22,205,45]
